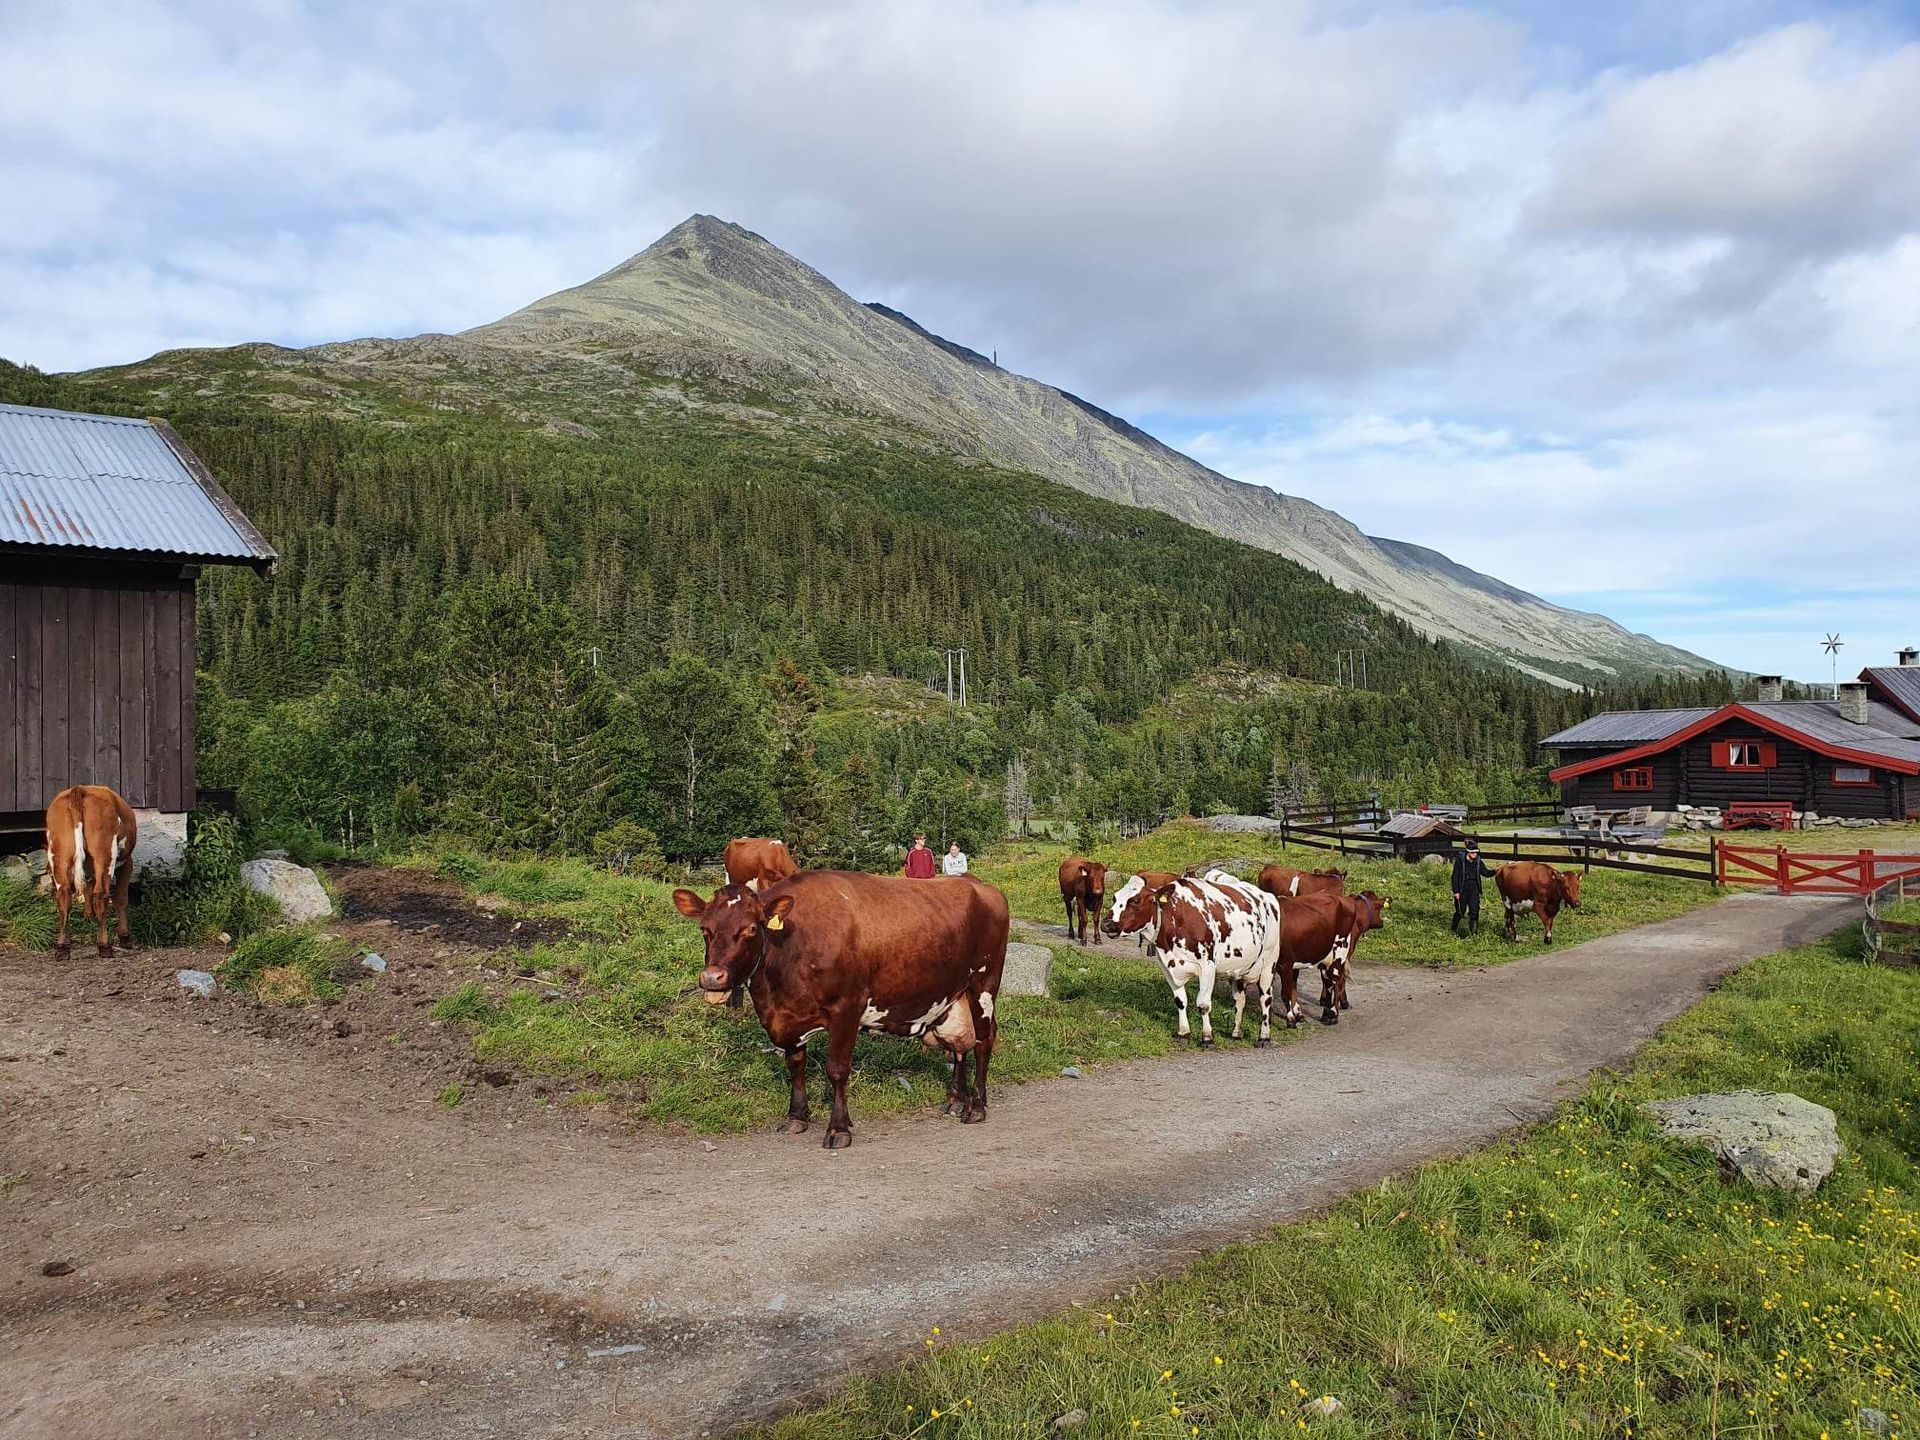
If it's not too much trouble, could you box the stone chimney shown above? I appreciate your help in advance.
[1755,675,1783,703]
[1900,646,1918,667]
[1838,681,1870,725]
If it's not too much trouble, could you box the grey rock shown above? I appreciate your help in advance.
[360,951,388,973]
[1301,1395,1344,1417]
[239,858,332,924]
[1856,1408,1892,1435]
[130,809,189,879]
[1060,1066,1084,1079]
[1051,1410,1088,1432]
[1002,942,1053,997]
[1644,1090,1842,1193]
[176,970,217,999]
[1419,852,1451,867]
[1205,815,1289,834]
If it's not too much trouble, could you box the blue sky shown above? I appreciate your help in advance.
[2,0,1917,681]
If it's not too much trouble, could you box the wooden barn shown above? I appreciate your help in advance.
[1,402,275,846]
[1542,666,1920,822]
[1376,811,1468,862]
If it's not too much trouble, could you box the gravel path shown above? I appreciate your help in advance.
[0,892,1852,1439]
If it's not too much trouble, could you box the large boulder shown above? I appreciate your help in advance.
[1644,1090,1842,1193]
[1002,942,1054,997]
[239,858,333,925]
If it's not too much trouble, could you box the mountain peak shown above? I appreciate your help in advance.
[467,214,851,345]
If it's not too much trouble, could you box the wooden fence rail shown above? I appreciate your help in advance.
[1864,876,1920,967]
[1275,822,1718,883]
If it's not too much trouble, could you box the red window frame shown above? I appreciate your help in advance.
[1711,739,1777,771]
[1832,765,1876,787]
[1612,766,1654,792]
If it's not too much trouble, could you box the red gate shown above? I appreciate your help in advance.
[1716,844,1920,895]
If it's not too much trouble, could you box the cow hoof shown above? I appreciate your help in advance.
[98,944,114,959]
[942,1100,965,1117]
[1257,1037,1272,1049]
[783,1117,810,1136]
[1174,1034,1190,1046]
[1198,1036,1214,1048]
[1320,1012,1338,1026]
[1340,999,1351,1011]
[54,944,70,962]
[823,1129,852,1151]
[962,1105,987,1125]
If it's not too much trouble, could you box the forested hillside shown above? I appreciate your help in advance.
[1,358,1736,862]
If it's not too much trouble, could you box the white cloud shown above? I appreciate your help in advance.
[0,0,1914,675]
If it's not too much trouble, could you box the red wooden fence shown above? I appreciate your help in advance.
[1716,844,1920,895]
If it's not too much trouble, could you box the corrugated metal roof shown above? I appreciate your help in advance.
[0,402,275,567]
[1864,666,1920,726]
[1380,812,1462,838]
[1540,708,1714,747]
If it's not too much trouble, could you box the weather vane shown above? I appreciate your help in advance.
[1823,633,1843,697]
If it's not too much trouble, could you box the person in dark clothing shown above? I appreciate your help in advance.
[1450,842,1495,935]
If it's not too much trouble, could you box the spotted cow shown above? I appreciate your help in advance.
[1495,862,1581,945]
[1102,869,1281,1045]
[674,871,1009,1149]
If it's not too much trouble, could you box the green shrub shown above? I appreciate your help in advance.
[218,927,342,1004]
[133,811,280,947]
[0,876,56,950]
[436,850,483,884]
[591,820,667,879]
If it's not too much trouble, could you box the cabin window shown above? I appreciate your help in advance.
[1712,740,1777,771]
[1833,765,1876,787]
[1612,766,1654,792]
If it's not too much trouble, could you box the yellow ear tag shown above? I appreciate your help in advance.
[765,915,785,932]
[1157,893,1170,906]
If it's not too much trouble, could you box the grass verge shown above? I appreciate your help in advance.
[750,928,1919,1439]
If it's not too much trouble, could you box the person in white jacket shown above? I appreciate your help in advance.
[941,842,969,876]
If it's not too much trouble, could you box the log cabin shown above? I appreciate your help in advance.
[1542,663,1920,822]
[2,402,276,861]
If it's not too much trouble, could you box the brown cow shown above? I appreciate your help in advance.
[1495,862,1582,944]
[1058,856,1108,944]
[724,837,798,892]
[1272,889,1389,1026]
[1256,863,1346,901]
[674,871,1009,1149]
[45,785,138,961]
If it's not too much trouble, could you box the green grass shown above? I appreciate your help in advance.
[398,822,1724,1131]
[217,927,344,1004]
[752,930,1920,1440]
[0,876,57,949]
[976,820,1721,967]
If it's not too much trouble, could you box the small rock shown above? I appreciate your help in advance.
[1051,1409,1088,1431]
[1302,1395,1344,1417]
[1856,1408,1892,1435]
[239,858,333,924]
[700,1141,717,1152]
[360,952,387,974]
[1003,942,1053,997]
[895,1077,912,1091]
[40,1260,74,1277]
[1060,1066,1084,1079]
[176,970,217,999]
[330,1018,353,1039]
[1644,1090,1842,1193]
[766,1292,788,1312]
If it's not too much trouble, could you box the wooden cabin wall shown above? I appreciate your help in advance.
[1,563,197,816]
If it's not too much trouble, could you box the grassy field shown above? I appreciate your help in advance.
[976,820,1721,967]
[750,929,1920,1440]
[416,853,1185,1132]
[1667,822,1920,855]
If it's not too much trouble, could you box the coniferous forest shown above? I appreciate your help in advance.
[1,357,1738,862]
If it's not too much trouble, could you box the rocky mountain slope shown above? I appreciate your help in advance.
[456,216,1715,684]
[94,214,1722,683]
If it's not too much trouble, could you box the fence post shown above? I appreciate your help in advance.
[1776,845,1789,894]
[1861,849,1875,895]
[1709,835,1718,885]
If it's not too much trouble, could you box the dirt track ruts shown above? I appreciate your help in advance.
[0,892,1852,1439]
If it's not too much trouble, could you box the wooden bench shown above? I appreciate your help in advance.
[1725,800,1794,831]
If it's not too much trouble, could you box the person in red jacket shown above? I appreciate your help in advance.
[903,832,936,878]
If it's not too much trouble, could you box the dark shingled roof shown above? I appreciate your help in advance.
[1540,708,1715,747]
[1544,698,1920,773]
[1864,665,1920,726]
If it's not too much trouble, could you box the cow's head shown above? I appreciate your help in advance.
[1083,861,1107,906]
[1102,875,1170,936]
[672,884,793,1002]
[1557,871,1582,908]
[1354,891,1390,931]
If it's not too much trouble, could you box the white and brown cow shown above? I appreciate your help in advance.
[1103,868,1281,1045]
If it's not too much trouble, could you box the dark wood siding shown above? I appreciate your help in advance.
[2,561,197,815]
[1558,747,1681,809]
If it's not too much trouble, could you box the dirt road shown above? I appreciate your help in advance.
[0,893,1850,1439]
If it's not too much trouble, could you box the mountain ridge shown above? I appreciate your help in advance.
[454,214,1720,685]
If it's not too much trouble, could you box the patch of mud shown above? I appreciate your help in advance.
[325,864,569,948]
